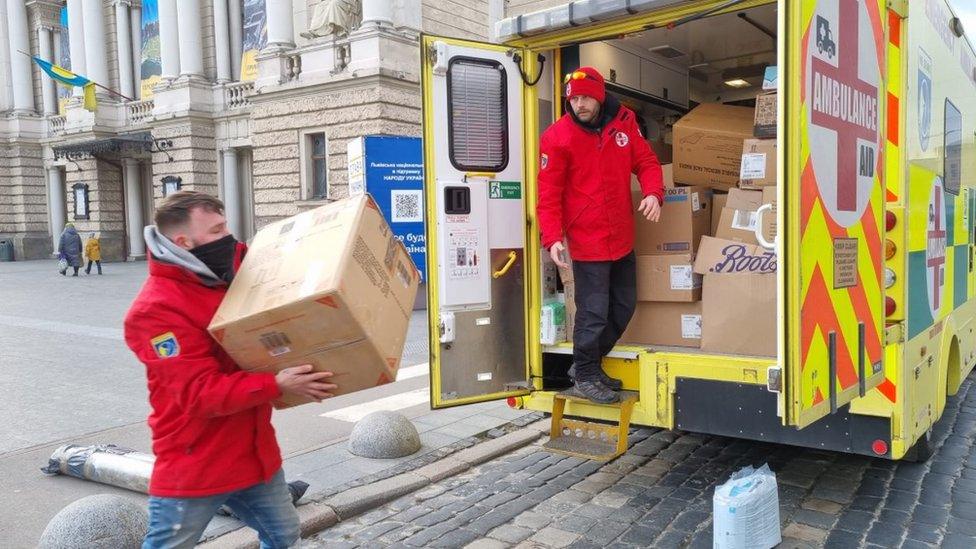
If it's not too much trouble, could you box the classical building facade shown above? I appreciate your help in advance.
[0,0,552,261]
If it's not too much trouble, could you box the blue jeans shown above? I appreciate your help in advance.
[143,470,301,549]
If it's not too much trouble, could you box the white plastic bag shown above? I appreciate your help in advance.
[713,464,781,549]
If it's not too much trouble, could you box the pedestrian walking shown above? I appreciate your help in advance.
[537,66,664,404]
[124,190,339,548]
[84,232,102,275]
[58,223,83,277]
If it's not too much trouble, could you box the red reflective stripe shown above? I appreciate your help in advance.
[887,92,899,145]
[888,10,901,48]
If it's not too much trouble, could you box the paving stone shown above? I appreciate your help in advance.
[671,510,709,532]
[824,528,864,548]
[800,498,843,515]
[378,524,424,544]
[951,488,976,504]
[402,522,455,547]
[950,501,976,521]
[946,516,976,536]
[579,519,630,545]
[353,521,402,541]
[792,509,836,530]
[836,509,875,532]
[919,488,951,507]
[905,522,943,545]
[487,524,534,544]
[878,508,912,527]
[429,528,482,548]
[463,539,509,549]
[900,539,937,549]
[411,508,455,527]
[619,524,662,545]
[529,526,581,548]
[655,529,692,547]
[783,522,828,543]
[911,504,949,527]
[865,521,905,547]
[884,489,919,512]
[941,533,976,549]
[514,511,552,530]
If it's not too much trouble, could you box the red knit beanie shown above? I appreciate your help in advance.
[565,66,606,104]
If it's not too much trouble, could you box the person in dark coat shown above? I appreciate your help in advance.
[58,223,83,277]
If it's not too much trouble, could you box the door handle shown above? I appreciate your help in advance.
[493,251,518,279]
[755,203,776,250]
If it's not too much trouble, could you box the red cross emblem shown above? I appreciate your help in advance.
[809,0,880,213]
[927,181,947,314]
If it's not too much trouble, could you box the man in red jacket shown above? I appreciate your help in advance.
[125,191,337,548]
[538,66,664,404]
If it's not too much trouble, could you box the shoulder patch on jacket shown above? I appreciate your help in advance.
[541,153,549,169]
[151,332,180,359]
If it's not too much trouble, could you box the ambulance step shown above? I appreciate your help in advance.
[543,390,637,461]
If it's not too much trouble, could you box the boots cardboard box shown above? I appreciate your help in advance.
[754,91,777,138]
[637,253,702,302]
[739,138,777,189]
[714,189,763,245]
[633,186,712,255]
[619,301,702,348]
[673,103,756,191]
[209,194,420,408]
[761,187,777,245]
[693,236,776,357]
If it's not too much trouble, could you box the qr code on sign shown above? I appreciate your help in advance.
[392,190,423,223]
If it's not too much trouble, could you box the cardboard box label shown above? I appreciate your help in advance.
[681,314,703,339]
[669,265,699,290]
[691,192,701,212]
[740,153,768,180]
[833,238,859,289]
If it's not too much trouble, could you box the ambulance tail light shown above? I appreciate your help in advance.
[885,210,897,232]
[885,297,897,317]
[885,239,897,260]
[871,439,889,456]
[884,268,896,289]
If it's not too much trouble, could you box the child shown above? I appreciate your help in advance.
[85,232,102,275]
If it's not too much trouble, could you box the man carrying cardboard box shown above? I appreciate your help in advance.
[124,191,338,548]
[538,66,665,404]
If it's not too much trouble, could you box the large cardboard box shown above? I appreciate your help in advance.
[693,236,776,357]
[711,192,728,236]
[754,91,777,138]
[673,103,755,191]
[632,163,674,191]
[739,138,777,189]
[714,189,763,245]
[637,253,702,302]
[619,301,702,348]
[761,186,777,245]
[209,194,420,407]
[634,186,712,255]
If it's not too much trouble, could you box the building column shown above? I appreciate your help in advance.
[0,0,13,112]
[66,0,86,98]
[361,0,394,27]
[212,0,232,82]
[82,0,110,88]
[177,0,204,77]
[38,27,57,115]
[158,0,180,80]
[222,148,242,238]
[130,3,142,98]
[48,167,66,254]
[6,0,36,112]
[228,0,243,80]
[114,0,135,99]
[52,29,64,107]
[265,0,295,50]
[123,159,146,259]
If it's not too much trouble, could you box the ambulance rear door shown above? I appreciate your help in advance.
[421,35,535,407]
[781,0,888,428]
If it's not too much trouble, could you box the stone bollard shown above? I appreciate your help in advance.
[38,494,147,549]
[348,410,422,459]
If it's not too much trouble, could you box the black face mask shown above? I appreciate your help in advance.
[190,234,238,283]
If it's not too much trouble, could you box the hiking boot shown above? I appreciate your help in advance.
[568,363,623,391]
[574,380,620,404]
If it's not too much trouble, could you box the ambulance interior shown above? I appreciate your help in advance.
[539,4,780,387]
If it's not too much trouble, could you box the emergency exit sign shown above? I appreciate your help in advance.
[489,181,521,199]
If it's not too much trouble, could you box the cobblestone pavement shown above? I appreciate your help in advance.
[306,372,976,548]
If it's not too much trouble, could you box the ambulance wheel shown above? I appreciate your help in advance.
[904,429,934,463]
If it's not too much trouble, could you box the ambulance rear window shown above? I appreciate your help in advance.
[944,99,962,195]
[447,58,509,172]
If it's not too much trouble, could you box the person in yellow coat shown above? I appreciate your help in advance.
[84,232,102,275]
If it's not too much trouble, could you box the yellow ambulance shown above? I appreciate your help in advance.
[422,0,976,461]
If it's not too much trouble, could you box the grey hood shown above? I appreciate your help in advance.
[143,226,224,287]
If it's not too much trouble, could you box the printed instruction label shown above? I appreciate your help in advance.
[740,153,768,180]
[732,210,759,231]
[681,315,703,339]
[448,229,480,280]
[833,238,859,289]
[670,265,697,290]
[691,192,701,212]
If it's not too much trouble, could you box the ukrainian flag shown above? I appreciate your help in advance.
[32,56,97,112]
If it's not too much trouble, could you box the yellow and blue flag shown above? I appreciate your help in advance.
[32,56,97,112]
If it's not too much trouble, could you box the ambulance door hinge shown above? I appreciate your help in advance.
[439,311,456,344]
[884,322,905,346]
[887,0,908,18]
[767,366,783,393]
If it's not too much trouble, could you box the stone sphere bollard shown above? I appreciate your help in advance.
[348,410,422,459]
[38,494,147,549]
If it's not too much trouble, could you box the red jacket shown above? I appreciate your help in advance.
[124,242,282,497]
[537,97,664,261]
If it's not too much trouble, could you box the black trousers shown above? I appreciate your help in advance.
[571,252,637,382]
[86,260,102,274]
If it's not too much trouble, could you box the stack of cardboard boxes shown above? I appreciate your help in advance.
[543,66,778,358]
